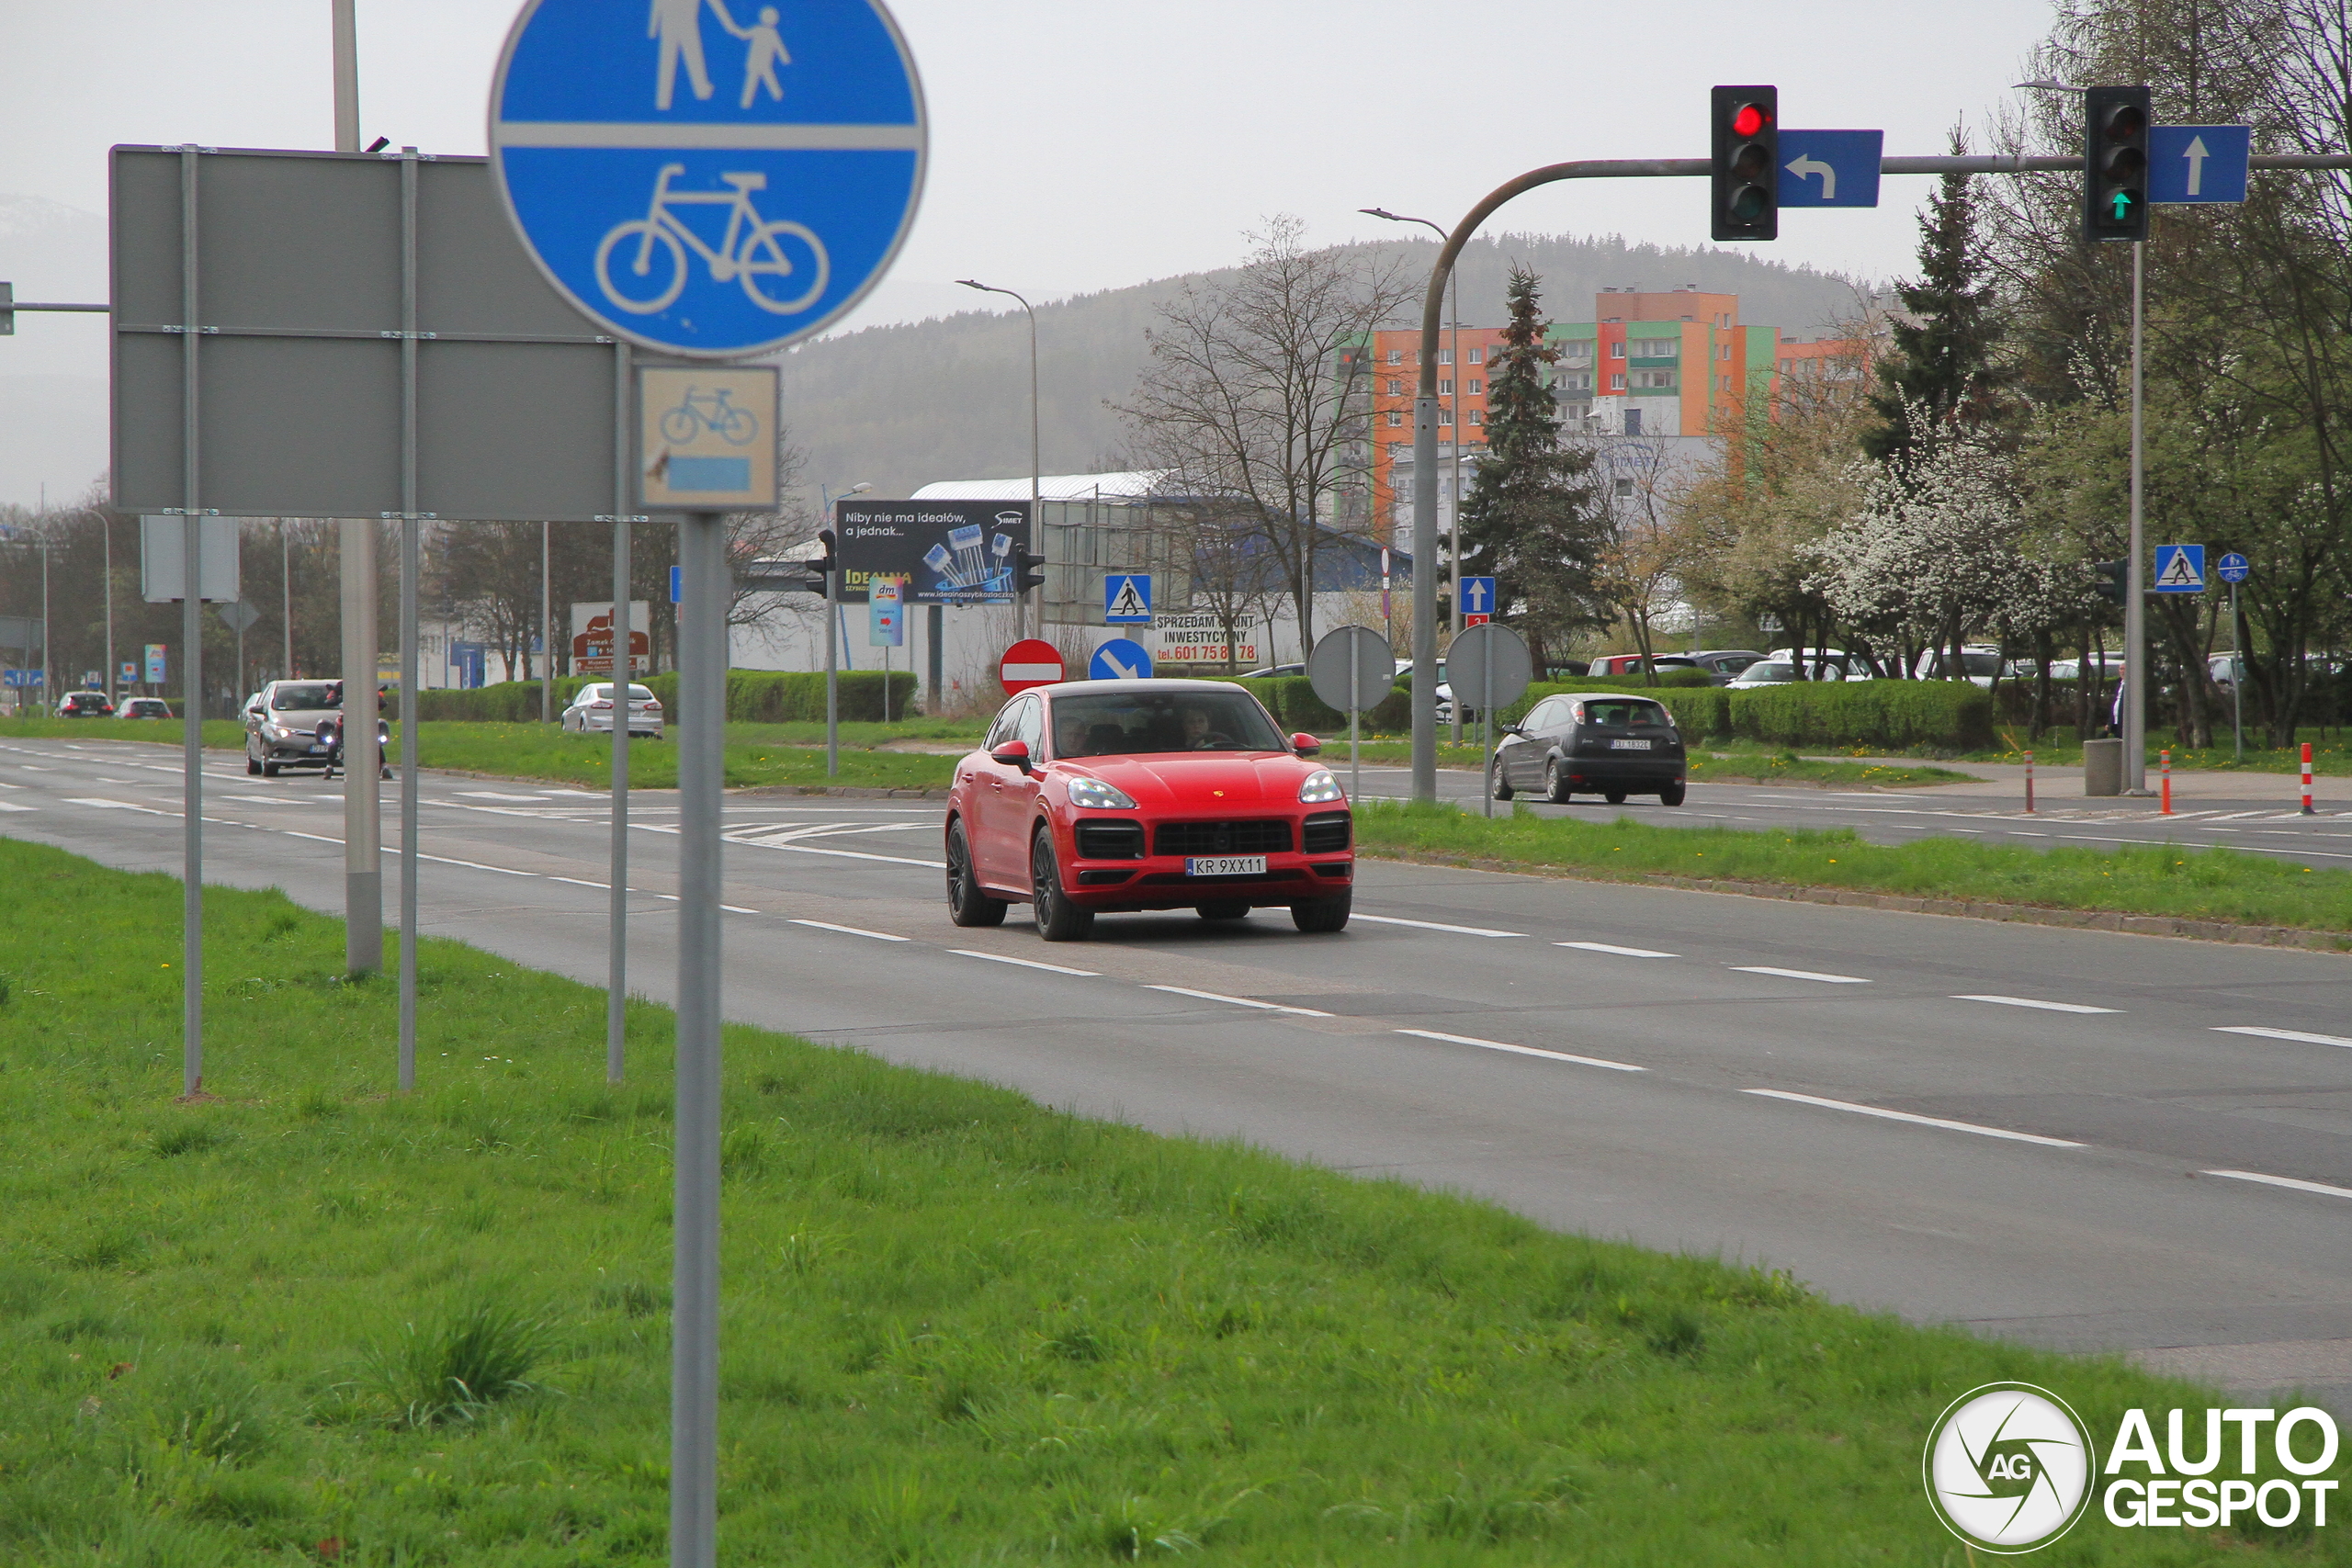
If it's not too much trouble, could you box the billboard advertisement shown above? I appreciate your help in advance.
[836,500,1029,606]
[570,602,653,674]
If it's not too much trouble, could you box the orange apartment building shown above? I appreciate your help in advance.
[1364,286,1861,538]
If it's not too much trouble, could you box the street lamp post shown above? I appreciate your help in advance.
[957,279,1041,639]
[1363,209,1465,742]
[817,479,873,775]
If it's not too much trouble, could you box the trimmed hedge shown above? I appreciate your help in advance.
[413,671,919,726]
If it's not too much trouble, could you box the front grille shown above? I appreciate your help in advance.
[1302,811,1351,853]
[1154,819,1292,857]
[1075,819,1145,859]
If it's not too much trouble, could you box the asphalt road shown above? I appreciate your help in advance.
[5,733,2349,1412]
[1350,752,2352,871]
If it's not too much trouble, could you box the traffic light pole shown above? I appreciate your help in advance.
[2123,242,2149,795]
[1401,147,2352,801]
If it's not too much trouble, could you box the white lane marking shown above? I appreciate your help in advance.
[64,796,172,815]
[0,802,34,812]
[1395,1028,1644,1073]
[94,776,140,784]
[954,949,1100,977]
[734,839,946,869]
[1744,1089,2084,1147]
[283,830,341,844]
[16,765,54,772]
[1556,941,1679,958]
[2203,1169,2352,1201]
[791,919,910,942]
[720,904,758,915]
[1144,984,1331,1017]
[1952,994,2123,1015]
[456,790,549,801]
[2213,1025,2352,1050]
[1731,965,1871,985]
[1351,913,1525,937]
[219,794,298,806]
[549,876,609,888]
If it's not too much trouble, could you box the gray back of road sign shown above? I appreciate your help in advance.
[1308,625,1394,714]
[140,516,241,603]
[218,601,262,633]
[112,147,618,521]
[1448,622,1532,713]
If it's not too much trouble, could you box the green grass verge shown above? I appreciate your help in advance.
[0,836,2335,1564]
[1963,729,2352,776]
[0,717,954,792]
[1357,800,2352,937]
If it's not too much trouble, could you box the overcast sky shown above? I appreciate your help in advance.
[5,0,2063,328]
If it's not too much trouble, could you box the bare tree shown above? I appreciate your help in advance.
[1115,216,1411,659]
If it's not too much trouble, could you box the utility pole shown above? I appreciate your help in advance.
[333,0,381,974]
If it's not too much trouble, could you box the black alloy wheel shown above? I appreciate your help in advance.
[1659,780,1688,807]
[1030,829,1094,942]
[944,819,1007,927]
[1544,759,1572,804]
[1603,787,1628,806]
[1490,760,1513,800]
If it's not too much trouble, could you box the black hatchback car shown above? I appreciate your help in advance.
[1489,692,1687,806]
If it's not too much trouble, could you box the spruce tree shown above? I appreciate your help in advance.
[1863,150,2014,468]
[1457,266,1609,665]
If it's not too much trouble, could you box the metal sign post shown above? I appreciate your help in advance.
[2217,551,2251,762]
[1444,623,1532,818]
[1308,625,1393,807]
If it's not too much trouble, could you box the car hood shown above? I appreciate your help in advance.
[264,707,339,726]
[1055,751,1323,810]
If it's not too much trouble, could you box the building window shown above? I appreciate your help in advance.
[1630,369,1675,389]
[1387,348,1401,365]
[1439,348,1453,366]
[1468,409,1483,425]
[1630,339,1678,359]
[1386,410,1403,427]
[1614,478,1635,498]
[1386,378,1401,396]
[1466,378,1482,395]
[1438,378,1453,396]
[1610,373,1626,390]
[1467,346,1483,365]
[1623,409,1643,435]
[1438,406,1452,425]
[1609,342,1625,359]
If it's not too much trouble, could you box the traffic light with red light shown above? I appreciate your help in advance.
[2083,85,2152,243]
[1711,86,1779,242]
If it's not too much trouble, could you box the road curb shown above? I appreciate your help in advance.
[1364,852,2352,954]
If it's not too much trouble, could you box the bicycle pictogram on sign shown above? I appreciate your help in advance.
[594,164,831,317]
[660,385,760,446]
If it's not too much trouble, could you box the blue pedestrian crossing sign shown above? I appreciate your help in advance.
[2217,551,2251,584]
[2154,543,2207,592]
[2148,125,2251,205]
[490,0,927,358]
[1104,573,1152,624]
[1089,638,1153,681]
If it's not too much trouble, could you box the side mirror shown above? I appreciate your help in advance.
[1290,732,1321,756]
[989,739,1032,772]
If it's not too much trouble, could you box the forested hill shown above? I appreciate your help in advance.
[773,231,1871,503]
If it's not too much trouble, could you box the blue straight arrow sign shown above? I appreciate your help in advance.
[2149,125,2251,204]
[1776,130,1883,208]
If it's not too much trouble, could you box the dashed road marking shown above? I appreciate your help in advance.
[1395,1028,1644,1073]
[791,919,910,942]
[1144,985,1331,1017]
[955,949,1100,977]
[2203,1169,2352,1201]
[1731,965,1871,985]
[1557,941,1678,958]
[1352,913,1524,937]
[1952,994,2123,1015]
[1743,1089,2084,1147]
[2213,1025,2352,1050]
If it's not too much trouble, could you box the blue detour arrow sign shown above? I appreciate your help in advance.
[1089,638,1152,680]
[490,0,927,358]
[1775,130,1883,209]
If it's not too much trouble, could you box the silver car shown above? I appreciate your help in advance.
[560,682,664,739]
[244,680,346,776]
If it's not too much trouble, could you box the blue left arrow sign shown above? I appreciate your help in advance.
[490,0,927,359]
[1775,130,1883,209]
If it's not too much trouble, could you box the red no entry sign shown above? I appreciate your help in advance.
[999,638,1065,694]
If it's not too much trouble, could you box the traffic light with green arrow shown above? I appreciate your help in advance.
[2083,85,2152,243]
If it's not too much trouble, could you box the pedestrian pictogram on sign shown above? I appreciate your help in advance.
[2154,544,2206,592]
[1104,574,1152,624]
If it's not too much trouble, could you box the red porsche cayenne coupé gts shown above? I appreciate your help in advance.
[944,679,1354,942]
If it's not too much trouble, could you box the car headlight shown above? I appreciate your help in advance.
[1297,769,1344,804]
[1066,776,1137,810]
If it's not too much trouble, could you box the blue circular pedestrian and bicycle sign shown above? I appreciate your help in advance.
[2217,551,2251,583]
[489,0,926,358]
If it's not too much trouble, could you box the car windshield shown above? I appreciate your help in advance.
[1048,690,1286,757]
[1584,699,1669,727]
[1737,662,1795,682]
[272,683,338,712]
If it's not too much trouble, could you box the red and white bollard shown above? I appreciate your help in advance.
[2304,740,2317,816]
[2023,749,2035,814]
[2160,749,2172,815]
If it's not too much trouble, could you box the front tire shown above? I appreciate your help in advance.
[945,819,1007,928]
[261,761,280,778]
[1544,759,1572,805]
[246,750,262,775]
[1291,888,1351,933]
[1659,780,1688,807]
[1031,829,1093,942]
[1490,761,1513,800]
[1196,899,1250,921]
